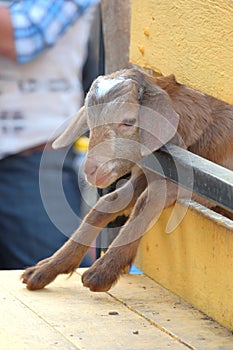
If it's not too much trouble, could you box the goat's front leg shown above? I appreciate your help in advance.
[82,178,178,292]
[21,170,147,290]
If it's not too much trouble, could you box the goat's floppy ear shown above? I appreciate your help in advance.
[53,106,88,149]
[139,87,179,156]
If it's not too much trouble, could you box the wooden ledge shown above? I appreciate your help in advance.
[1,269,233,349]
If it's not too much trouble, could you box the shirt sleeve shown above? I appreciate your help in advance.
[9,0,99,64]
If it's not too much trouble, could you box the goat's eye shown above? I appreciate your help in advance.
[121,118,136,127]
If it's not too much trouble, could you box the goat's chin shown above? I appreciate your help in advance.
[85,160,135,189]
[96,171,118,189]
[86,170,117,189]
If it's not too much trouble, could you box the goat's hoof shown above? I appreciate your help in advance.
[21,259,58,290]
[81,267,117,292]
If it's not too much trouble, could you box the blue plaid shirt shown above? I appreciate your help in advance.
[9,0,99,63]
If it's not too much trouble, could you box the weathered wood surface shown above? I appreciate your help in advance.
[0,270,233,349]
[101,0,132,73]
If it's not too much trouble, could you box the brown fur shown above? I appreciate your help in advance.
[21,68,233,291]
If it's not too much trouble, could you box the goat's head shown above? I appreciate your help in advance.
[53,69,179,188]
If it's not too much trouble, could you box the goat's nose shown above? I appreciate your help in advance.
[84,158,98,179]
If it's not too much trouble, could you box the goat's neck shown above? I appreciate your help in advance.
[154,75,213,148]
[155,75,233,169]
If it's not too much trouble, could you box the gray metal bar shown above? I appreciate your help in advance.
[140,144,233,213]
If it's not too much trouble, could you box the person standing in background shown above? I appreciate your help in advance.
[0,0,99,269]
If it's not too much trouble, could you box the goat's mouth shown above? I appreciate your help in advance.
[86,169,116,188]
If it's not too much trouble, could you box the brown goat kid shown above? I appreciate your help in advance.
[22,68,233,291]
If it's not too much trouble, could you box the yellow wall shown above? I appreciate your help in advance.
[130,0,233,330]
[135,202,233,331]
[130,0,233,104]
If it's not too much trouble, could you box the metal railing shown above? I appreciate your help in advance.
[140,144,233,214]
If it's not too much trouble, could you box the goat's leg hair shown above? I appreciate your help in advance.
[21,169,147,290]
[82,179,178,292]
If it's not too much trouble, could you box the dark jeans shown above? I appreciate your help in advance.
[0,148,93,269]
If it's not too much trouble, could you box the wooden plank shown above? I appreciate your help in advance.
[0,270,189,350]
[140,144,233,212]
[130,0,233,104]
[108,273,233,350]
[1,270,233,349]
[0,286,77,350]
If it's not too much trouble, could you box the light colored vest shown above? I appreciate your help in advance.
[0,5,95,158]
